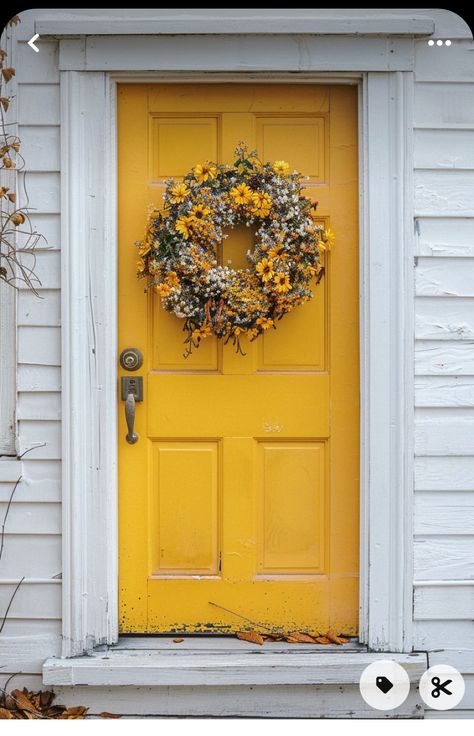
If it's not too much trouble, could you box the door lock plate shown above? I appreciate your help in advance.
[121,376,143,401]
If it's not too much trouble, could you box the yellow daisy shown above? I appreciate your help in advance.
[192,324,212,340]
[190,203,211,221]
[256,316,274,330]
[256,258,275,283]
[272,160,290,177]
[194,162,217,183]
[268,244,282,260]
[136,259,146,274]
[230,183,253,205]
[273,272,291,293]
[155,283,172,297]
[251,191,272,217]
[175,216,193,240]
[166,271,180,288]
[169,183,190,203]
[323,228,335,250]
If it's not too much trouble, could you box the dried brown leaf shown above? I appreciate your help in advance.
[236,630,264,645]
[173,637,184,643]
[39,691,55,710]
[0,708,13,719]
[314,636,331,644]
[64,706,88,716]
[286,631,317,644]
[11,689,39,713]
[0,97,9,112]
[0,49,7,62]
[99,712,123,718]
[324,630,347,645]
[2,68,15,83]
[9,16,21,26]
[7,193,16,203]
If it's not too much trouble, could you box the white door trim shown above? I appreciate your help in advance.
[60,67,414,657]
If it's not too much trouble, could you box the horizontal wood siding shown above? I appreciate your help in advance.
[413,48,474,717]
[0,23,62,677]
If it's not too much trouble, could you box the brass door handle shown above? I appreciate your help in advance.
[125,392,138,444]
[121,376,143,445]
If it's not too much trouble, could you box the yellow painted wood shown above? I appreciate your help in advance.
[118,84,359,634]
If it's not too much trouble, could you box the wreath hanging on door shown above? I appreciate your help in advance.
[136,144,334,357]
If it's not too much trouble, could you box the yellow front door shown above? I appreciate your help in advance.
[118,84,359,634]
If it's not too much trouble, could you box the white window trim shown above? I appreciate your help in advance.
[59,42,415,658]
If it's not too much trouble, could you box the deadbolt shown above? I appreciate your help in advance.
[119,347,143,371]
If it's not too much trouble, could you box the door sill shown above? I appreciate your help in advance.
[43,636,427,687]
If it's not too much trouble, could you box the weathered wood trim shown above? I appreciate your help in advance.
[43,650,427,687]
[57,36,416,73]
[37,14,435,37]
[359,72,415,651]
[60,70,118,657]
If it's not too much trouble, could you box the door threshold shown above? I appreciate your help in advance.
[43,636,427,688]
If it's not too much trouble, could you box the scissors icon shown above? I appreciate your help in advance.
[431,676,453,698]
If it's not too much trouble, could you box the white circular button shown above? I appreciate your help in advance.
[359,660,410,711]
[419,665,465,710]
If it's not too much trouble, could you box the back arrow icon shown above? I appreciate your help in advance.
[28,34,40,53]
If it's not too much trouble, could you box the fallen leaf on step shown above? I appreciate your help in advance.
[0,708,13,719]
[315,636,331,644]
[99,712,123,718]
[286,631,317,644]
[324,630,349,645]
[237,630,264,645]
[173,638,184,643]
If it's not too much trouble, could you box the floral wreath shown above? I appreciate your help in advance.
[137,144,334,357]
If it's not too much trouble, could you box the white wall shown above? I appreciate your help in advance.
[0,6,473,717]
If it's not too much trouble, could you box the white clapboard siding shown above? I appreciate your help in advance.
[18,290,61,327]
[415,41,474,83]
[0,460,61,502]
[18,392,61,421]
[0,582,61,619]
[429,650,474,675]
[17,420,61,460]
[0,502,61,535]
[415,217,474,258]
[414,585,474,620]
[415,342,474,375]
[414,537,474,580]
[17,83,60,125]
[17,365,61,392]
[415,419,474,455]
[415,456,474,491]
[0,534,61,578]
[19,126,60,171]
[415,171,474,217]
[27,213,61,248]
[415,129,474,169]
[0,675,45,692]
[414,83,474,127]
[414,621,474,650]
[18,172,60,214]
[16,40,60,83]
[416,258,474,297]
[0,619,61,639]
[17,250,61,292]
[18,326,61,366]
[415,492,474,535]
[0,635,61,673]
[415,377,474,407]
[416,298,474,340]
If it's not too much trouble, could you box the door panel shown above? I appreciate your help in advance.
[118,84,359,634]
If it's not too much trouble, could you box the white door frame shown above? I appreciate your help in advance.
[60,62,415,657]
